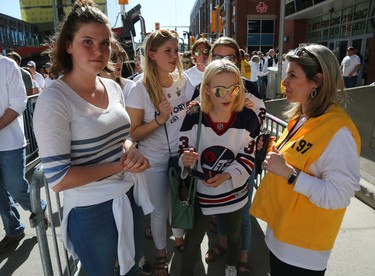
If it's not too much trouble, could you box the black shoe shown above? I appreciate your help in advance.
[0,232,25,254]
[139,256,153,275]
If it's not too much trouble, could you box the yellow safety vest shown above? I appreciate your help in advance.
[251,105,361,251]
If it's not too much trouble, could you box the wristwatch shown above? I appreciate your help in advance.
[287,168,300,185]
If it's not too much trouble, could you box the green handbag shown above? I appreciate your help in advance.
[168,109,202,229]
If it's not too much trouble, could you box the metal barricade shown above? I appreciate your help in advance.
[25,95,81,276]
[29,164,82,276]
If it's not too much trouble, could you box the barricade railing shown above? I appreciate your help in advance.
[23,95,39,169]
[29,164,81,276]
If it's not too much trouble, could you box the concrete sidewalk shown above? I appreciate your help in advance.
[1,183,375,276]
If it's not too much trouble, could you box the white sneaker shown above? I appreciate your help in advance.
[225,265,237,276]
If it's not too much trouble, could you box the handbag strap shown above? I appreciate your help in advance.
[162,119,173,157]
[188,107,203,205]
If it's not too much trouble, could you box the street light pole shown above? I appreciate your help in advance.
[277,0,286,97]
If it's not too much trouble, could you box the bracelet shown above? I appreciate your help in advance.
[154,116,162,126]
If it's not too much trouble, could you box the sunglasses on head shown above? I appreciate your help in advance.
[194,49,209,56]
[294,47,322,70]
[211,84,241,98]
[212,54,236,62]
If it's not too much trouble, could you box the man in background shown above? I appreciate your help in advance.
[27,61,45,93]
[0,55,47,254]
[341,46,361,88]
[6,52,34,96]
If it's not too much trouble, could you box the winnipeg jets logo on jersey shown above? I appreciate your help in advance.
[201,146,234,175]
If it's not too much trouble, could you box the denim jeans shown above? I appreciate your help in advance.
[343,76,357,88]
[0,147,46,236]
[216,170,255,252]
[68,189,144,276]
[68,199,119,276]
[181,202,244,276]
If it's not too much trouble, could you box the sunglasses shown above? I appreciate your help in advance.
[194,49,209,56]
[211,84,241,98]
[212,54,236,62]
[182,60,192,64]
[294,47,321,65]
[110,53,124,63]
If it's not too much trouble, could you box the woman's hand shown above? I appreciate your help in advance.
[204,172,231,188]
[244,98,255,110]
[263,146,294,179]
[187,100,199,111]
[157,96,172,124]
[182,148,199,168]
[120,146,150,173]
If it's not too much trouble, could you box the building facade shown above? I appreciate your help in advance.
[190,0,375,84]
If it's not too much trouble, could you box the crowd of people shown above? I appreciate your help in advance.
[0,0,362,276]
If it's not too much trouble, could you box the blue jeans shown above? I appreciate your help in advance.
[0,147,46,237]
[216,169,255,252]
[68,199,119,276]
[68,191,142,276]
[343,76,357,88]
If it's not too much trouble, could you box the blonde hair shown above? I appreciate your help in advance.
[284,43,346,121]
[200,59,245,113]
[142,29,183,111]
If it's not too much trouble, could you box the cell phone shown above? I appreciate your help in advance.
[188,168,210,181]
[255,132,271,175]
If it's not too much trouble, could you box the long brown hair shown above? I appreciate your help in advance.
[47,0,113,77]
[142,30,183,111]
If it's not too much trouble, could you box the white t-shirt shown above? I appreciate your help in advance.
[34,71,46,91]
[341,54,361,77]
[0,56,27,151]
[184,66,204,87]
[126,73,194,164]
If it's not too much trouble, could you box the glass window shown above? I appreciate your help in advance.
[330,10,341,26]
[286,1,295,17]
[352,20,366,36]
[262,20,274,33]
[354,2,369,21]
[366,17,374,34]
[321,14,330,28]
[341,23,352,37]
[295,0,313,12]
[247,19,274,48]
[329,26,340,39]
[248,34,261,45]
[342,6,354,24]
[321,28,329,40]
[248,20,260,33]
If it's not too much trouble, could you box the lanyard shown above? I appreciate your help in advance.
[278,117,307,150]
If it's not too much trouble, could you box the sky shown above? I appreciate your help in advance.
[0,0,195,43]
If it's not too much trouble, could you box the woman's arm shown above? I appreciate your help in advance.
[294,128,360,209]
[126,96,172,141]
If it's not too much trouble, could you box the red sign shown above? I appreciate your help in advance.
[256,1,268,13]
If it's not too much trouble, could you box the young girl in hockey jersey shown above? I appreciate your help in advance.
[179,59,260,276]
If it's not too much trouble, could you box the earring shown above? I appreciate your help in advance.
[311,88,317,99]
